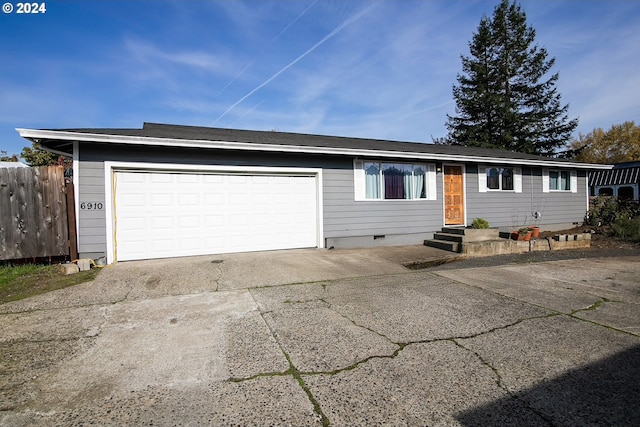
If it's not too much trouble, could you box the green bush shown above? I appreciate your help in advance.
[587,196,640,227]
[471,218,490,229]
[611,217,640,242]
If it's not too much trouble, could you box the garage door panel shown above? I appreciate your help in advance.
[115,171,318,261]
[179,193,199,205]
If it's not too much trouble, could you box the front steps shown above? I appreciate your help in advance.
[424,227,591,256]
[424,227,500,253]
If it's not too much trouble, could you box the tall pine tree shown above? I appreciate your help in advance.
[445,0,577,156]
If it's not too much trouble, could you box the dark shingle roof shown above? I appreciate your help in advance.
[58,122,576,164]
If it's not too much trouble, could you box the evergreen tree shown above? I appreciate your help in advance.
[445,0,577,156]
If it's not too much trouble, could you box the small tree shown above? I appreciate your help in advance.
[1,150,19,162]
[445,0,577,156]
[20,143,68,166]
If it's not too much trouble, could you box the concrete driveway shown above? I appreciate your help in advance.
[1,247,639,426]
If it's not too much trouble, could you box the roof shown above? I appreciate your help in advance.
[589,166,640,186]
[0,161,28,168]
[16,122,610,169]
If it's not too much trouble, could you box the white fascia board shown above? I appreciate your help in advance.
[16,128,612,170]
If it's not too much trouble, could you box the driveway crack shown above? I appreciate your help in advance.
[298,314,562,379]
[451,339,557,427]
[246,290,329,426]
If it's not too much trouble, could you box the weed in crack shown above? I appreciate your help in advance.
[571,300,603,316]
[256,308,330,426]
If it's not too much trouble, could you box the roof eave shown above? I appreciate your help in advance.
[15,128,612,170]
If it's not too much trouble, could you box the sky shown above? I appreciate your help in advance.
[1,0,639,158]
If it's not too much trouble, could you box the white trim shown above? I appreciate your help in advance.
[16,128,611,170]
[514,167,522,193]
[426,163,437,201]
[103,161,324,264]
[353,159,365,201]
[542,168,550,193]
[478,165,487,193]
[543,168,575,193]
[570,170,578,193]
[354,160,437,201]
[479,165,521,193]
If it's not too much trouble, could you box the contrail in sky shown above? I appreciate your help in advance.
[214,5,373,124]
[400,100,455,119]
[216,0,319,97]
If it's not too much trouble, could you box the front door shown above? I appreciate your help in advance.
[444,165,464,225]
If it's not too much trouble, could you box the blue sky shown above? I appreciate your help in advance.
[1,0,639,158]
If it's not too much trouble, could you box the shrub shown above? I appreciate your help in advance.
[587,196,640,227]
[611,217,640,242]
[471,218,490,229]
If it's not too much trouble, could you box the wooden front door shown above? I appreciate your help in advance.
[444,165,464,225]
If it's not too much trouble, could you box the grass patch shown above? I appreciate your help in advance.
[0,264,100,304]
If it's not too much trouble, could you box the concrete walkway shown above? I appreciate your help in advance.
[1,246,639,426]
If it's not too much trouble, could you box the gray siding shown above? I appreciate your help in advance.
[75,142,590,257]
[77,160,106,255]
[77,143,354,256]
[322,168,443,238]
[465,165,588,230]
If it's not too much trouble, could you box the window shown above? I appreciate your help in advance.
[618,186,634,200]
[549,170,570,191]
[542,169,577,193]
[478,166,521,192]
[356,161,436,200]
[597,187,614,196]
[486,167,514,190]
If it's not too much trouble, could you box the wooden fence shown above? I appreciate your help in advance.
[0,166,77,261]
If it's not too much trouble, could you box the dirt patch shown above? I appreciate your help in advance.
[538,225,640,251]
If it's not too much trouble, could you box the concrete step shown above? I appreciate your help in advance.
[440,227,501,242]
[433,232,465,243]
[424,239,460,253]
[440,227,467,235]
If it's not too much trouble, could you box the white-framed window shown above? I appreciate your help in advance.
[354,160,436,201]
[478,165,522,192]
[543,169,577,193]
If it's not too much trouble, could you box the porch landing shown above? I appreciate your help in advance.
[424,227,591,257]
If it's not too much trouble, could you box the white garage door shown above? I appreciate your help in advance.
[114,170,318,261]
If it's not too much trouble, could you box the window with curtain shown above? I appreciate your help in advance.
[363,162,429,200]
[549,170,570,191]
[364,162,381,199]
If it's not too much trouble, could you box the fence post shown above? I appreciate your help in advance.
[66,180,78,261]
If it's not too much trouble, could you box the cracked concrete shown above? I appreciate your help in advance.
[1,247,639,426]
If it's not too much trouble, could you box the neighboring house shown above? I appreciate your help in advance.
[17,122,610,263]
[0,161,29,168]
[589,161,640,201]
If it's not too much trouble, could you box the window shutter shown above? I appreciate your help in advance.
[542,169,550,193]
[514,167,522,193]
[478,166,487,192]
[427,163,437,200]
[570,170,578,193]
[354,160,365,200]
